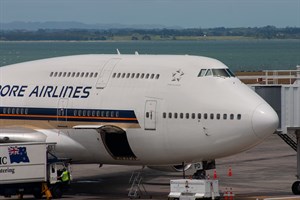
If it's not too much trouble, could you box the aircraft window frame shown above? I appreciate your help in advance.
[205,69,212,76]
[198,69,207,77]
[226,69,236,77]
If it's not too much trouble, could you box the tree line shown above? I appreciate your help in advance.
[1,26,299,41]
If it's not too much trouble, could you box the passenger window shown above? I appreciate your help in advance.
[186,113,189,119]
[92,110,95,116]
[87,110,91,116]
[101,111,104,117]
[162,112,166,118]
[81,72,84,77]
[237,114,242,120]
[155,74,160,79]
[136,73,140,78]
[94,73,98,77]
[210,113,214,120]
[131,73,135,78]
[191,113,195,119]
[230,114,234,120]
[168,113,172,119]
[76,72,80,77]
[58,72,62,77]
[90,73,94,78]
[126,73,130,78]
[112,73,116,78]
[198,113,201,119]
[96,111,100,117]
[122,73,126,78]
[7,108,11,114]
[50,72,54,77]
[83,110,86,116]
[180,113,184,119]
[141,73,145,79]
[16,108,19,114]
[106,111,109,117]
[67,72,71,77]
[85,73,89,77]
[204,113,208,119]
[54,72,58,77]
[116,111,119,118]
[145,74,150,79]
[78,110,82,116]
[150,74,155,79]
[174,113,178,119]
[63,72,67,77]
[198,69,207,77]
[117,73,121,78]
[111,111,114,117]
[223,114,227,120]
[217,114,221,120]
[72,72,76,77]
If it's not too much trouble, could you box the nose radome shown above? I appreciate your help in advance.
[252,103,279,139]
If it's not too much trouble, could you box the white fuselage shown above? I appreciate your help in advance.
[0,54,279,166]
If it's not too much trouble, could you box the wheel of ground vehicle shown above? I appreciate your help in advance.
[292,181,300,195]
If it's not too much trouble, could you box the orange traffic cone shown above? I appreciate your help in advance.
[213,169,218,179]
[224,188,228,200]
[228,166,233,177]
[229,188,234,200]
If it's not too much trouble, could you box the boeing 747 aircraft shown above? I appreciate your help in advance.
[0,54,278,173]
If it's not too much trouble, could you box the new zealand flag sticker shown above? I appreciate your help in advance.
[8,146,30,163]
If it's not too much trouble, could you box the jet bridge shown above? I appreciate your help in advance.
[237,66,300,195]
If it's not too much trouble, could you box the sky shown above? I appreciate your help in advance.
[0,0,299,28]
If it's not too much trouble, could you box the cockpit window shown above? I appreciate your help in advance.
[198,69,207,77]
[226,69,235,77]
[205,69,212,76]
[212,69,230,77]
[198,68,235,78]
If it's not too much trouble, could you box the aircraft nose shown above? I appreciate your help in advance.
[252,103,279,139]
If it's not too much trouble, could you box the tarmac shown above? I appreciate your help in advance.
[0,134,298,200]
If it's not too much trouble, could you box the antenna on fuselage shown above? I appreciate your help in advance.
[116,49,121,55]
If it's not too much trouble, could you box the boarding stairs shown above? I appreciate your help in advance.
[278,133,297,151]
[128,170,147,199]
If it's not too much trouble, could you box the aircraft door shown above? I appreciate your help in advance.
[96,58,120,89]
[144,100,157,130]
[57,98,69,127]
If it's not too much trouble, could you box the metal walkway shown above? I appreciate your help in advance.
[237,65,300,194]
